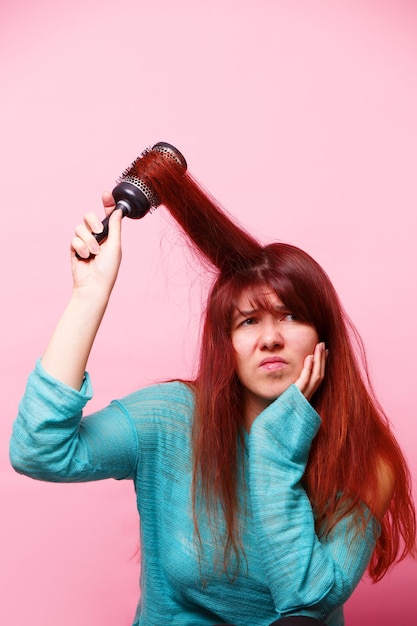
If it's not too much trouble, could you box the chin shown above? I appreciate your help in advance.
[269,383,293,400]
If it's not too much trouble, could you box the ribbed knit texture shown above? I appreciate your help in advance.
[10,360,379,626]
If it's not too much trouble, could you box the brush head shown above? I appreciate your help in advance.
[75,142,187,258]
[112,142,187,219]
[151,141,187,170]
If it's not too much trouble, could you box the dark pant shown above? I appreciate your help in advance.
[214,618,326,626]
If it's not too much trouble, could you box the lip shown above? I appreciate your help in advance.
[259,356,288,370]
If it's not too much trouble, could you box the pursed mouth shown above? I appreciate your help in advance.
[259,357,288,370]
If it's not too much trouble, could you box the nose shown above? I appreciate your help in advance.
[259,318,283,350]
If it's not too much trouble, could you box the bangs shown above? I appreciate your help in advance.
[212,243,331,337]
[229,279,312,325]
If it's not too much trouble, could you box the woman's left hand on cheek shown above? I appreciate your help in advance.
[295,342,327,401]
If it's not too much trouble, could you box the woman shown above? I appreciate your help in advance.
[10,151,416,626]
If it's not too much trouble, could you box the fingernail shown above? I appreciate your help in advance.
[90,240,100,255]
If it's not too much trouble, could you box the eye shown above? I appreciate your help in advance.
[240,316,258,327]
[280,312,298,322]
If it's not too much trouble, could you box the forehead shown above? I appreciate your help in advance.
[234,287,284,311]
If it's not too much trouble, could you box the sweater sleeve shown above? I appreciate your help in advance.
[248,384,379,620]
[9,359,139,482]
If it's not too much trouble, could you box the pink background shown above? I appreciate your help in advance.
[1,1,416,624]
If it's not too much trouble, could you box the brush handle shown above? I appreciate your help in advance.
[93,201,130,245]
[75,142,186,260]
[93,181,153,245]
[75,183,152,259]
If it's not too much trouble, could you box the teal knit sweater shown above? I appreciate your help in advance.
[10,360,379,626]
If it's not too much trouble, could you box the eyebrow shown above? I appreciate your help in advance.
[233,304,289,320]
[232,309,254,323]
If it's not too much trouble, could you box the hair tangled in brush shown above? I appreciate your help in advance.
[136,148,416,581]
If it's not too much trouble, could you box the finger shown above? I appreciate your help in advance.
[307,342,326,397]
[319,342,327,379]
[295,343,326,400]
[312,341,325,382]
[71,235,91,260]
[102,191,116,217]
[73,222,101,257]
[308,342,324,383]
[295,354,314,395]
[106,207,123,247]
[83,211,104,235]
[322,346,328,378]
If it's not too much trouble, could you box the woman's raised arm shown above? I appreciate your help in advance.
[41,193,122,390]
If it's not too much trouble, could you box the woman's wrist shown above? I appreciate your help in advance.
[70,282,113,312]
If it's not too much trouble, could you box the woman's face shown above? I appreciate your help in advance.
[231,288,319,426]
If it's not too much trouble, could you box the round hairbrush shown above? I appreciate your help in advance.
[87,141,187,247]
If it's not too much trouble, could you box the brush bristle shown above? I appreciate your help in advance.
[117,146,153,182]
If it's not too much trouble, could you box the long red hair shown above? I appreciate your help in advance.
[141,149,416,581]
